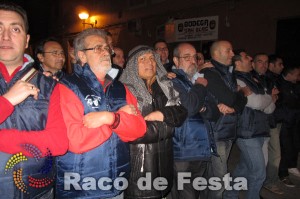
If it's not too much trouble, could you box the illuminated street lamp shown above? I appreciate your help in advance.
[78,12,96,28]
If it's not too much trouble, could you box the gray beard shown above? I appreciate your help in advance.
[91,61,112,75]
[102,64,112,74]
[99,58,112,74]
[186,68,197,80]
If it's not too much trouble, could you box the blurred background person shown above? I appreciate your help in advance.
[113,47,125,68]
[35,37,66,80]
[277,65,300,187]
[112,46,125,80]
[196,51,205,71]
[263,54,285,194]
[154,39,173,72]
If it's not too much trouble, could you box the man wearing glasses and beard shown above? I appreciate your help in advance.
[55,28,146,199]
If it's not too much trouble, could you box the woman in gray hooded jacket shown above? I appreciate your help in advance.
[120,45,187,199]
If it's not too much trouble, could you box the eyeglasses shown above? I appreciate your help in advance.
[177,55,198,62]
[43,51,65,57]
[81,45,111,54]
[155,47,168,52]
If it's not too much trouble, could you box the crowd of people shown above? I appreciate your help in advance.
[0,2,299,199]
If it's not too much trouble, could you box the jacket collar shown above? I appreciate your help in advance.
[211,59,234,75]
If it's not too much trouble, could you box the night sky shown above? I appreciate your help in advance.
[10,0,54,44]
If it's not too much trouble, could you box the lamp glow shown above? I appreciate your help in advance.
[78,12,89,20]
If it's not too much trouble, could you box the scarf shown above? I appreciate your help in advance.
[119,45,180,115]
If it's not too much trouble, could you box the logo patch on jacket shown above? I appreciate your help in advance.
[85,95,101,108]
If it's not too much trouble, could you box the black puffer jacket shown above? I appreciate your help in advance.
[275,75,300,126]
[125,80,187,199]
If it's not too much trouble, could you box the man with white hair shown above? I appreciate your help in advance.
[55,28,146,199]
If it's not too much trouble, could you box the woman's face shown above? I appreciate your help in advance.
[138,52,157,80]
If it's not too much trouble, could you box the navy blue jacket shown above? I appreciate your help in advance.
[34,62,66,80]
[276,75,300,126]
[202,60,247,141]
[252,70,280,128]
[171,69,218,161]
[235,71,270,138]
[0,63,57,199]
[55,63,129,199]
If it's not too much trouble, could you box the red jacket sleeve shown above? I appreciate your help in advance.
[59,84,113,154]
[0,85,69,157]
[58,84,146,154]
[0,96,14,124]
[113,85,146,142]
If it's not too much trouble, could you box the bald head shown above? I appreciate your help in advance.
[210,40,234,66]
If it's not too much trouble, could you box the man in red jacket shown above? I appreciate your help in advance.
[55,28,146,199]
[0,2,68,198]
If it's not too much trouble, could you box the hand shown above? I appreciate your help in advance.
[272,94,279,103]
[144,111,164,122]
[166,72,176,79]
[199,62,213,70]
[83,111,114,128]
[240,86,252,96]
[52,76,60,81]
[43,71,59,81]
[217,103,235,115]
[3,80,40,106]
[272,87,279,95]
[195,77,208,87]
[119,104,138,115]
